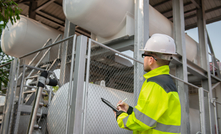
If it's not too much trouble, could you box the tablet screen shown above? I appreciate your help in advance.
[101,98,119,112]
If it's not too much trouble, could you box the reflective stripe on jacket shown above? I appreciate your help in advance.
[117,65,181,134]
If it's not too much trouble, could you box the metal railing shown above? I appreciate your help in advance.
[209,52,221,77]
[1,34,220,134]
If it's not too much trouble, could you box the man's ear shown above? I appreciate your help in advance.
[149,57,154,65]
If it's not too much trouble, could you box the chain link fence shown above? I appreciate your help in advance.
[83,40,137,134]
[0,34,76,134]
[1,34,219,134]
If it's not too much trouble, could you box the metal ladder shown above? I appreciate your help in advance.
[11,35,62,134]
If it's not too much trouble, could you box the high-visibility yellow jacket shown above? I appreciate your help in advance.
[116,65,181,134]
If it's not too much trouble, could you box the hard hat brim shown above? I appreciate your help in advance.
[139,49,177,55]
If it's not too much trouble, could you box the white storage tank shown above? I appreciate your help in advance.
[47,82,134,134]
[47,82,200,134]
[63,0,198,62]
[63,0,134,38]
[1,15,62,62]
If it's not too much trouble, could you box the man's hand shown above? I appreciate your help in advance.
[114,100,129,118]
[117,100,129,112]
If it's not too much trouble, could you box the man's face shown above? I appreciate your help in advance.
[142,52,158,72]
[143,52,154,72]
[143,56,151,72]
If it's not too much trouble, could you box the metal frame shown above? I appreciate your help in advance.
[27,87,44,134]
[66,35,87,134]
[134,0,147,104]
[27,35,62,78]
[1,59,19,134]
[197,0,214,133]
[1,1,221,132]
[13,65,55,134]
[82,38,92,134]
[12,33,74,134]
[198,87,206,134]
[83,37,212,134]
[65,34,77,133]
[60,19,75,85]
[2,33,220,133]
[172,0,190,133]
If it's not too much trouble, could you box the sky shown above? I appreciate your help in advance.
[185,20,221,62]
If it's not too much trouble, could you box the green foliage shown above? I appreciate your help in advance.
[0,46,13,92]
[0,63,11,93]
[0,0,22,33]
[0,0,21,93]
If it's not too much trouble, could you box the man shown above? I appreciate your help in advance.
[114,33,181,134]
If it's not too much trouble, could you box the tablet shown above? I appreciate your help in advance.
[101,98,119,112]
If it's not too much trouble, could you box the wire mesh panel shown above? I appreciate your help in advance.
[203,91,211,134]
[1,35,77,134]
[189,86,201,134]
[83,40,140,134]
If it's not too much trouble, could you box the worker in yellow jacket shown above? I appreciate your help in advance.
[114,33,181,134]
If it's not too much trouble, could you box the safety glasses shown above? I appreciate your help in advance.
[141,54,157,61]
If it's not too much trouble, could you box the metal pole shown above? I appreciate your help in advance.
[212,82,220,90]
[199,87,206,134]
[143,0,149,44]
[27,35,62,78]
[197,0,214,133]
[14,65,25,134]
[66,35,77,134]
[91,40,143,64]
[213,100,219,134]
[1,59,18,134]
[28,39,52,66]
[172,0,190,133]
[27,87,43,134]
[134,0,145,104]
[82,38,92,134]
[67,35,87,134]
[19,35,74,59]
[60,19,75,85]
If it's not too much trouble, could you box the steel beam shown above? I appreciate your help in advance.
[152,0,171,8]
[66,35,87,134]
[206,30,221,78]
[199,87,206,134]
[161,1,192,15]
[1,59,18,134]
[59,19,75,85]
[37,10,64,24]
[134,0,148,104]
[190,0,200,9]
[197,0,214,133]
[28,0,37,19]
[186,15,221,30]
[172,0,190,133]
[168,8,197,20]
[35,0,55,12]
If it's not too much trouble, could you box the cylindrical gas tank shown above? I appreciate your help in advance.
[1,15,62,62]
[63,0,198,62]
[63,0,134,38]
[47,82,134,134]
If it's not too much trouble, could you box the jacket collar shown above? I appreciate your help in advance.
[143,65,170,80]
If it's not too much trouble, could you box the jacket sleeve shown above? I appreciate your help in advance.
[117,82,169,131]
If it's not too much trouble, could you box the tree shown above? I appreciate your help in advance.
[0,0,21,92]
[0,0,22,33]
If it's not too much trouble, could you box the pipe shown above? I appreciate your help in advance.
[27,71,48,134]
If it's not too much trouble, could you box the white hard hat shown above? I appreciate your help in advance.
[140,33,177,55]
